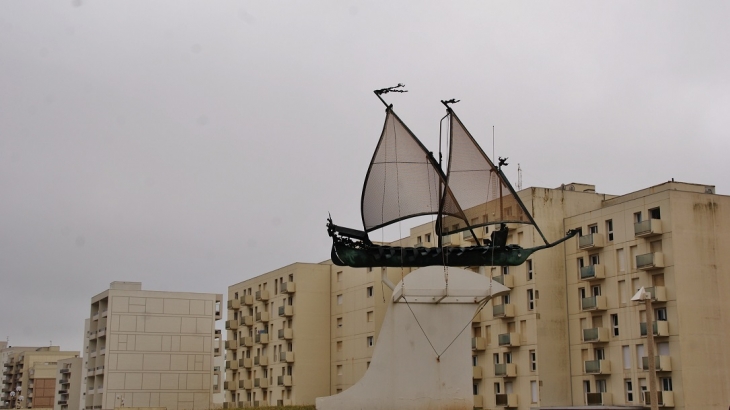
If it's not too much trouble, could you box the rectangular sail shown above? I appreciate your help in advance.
[361,108,468,232]
[442,110,549,245]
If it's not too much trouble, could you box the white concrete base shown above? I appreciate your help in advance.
[316,266,509,410]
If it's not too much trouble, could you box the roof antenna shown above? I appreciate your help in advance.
[517,163,523,191]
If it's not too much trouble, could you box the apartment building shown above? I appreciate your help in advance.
[224,263,331,407]
[2,347,80,410]
[563,181,730,410]
[54,358,83,410]
[83,282,223,410]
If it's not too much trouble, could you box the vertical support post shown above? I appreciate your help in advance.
[646,297,658,410]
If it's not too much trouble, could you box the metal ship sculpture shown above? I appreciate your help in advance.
[328,85,576,268]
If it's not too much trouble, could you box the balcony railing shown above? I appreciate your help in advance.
[492,274,514,288]
[646,286,668,302]
[255,311,270,322]
[240,315,253,327]
[584,359,611,374]
[642,355,672,372]
[225,360,239,370]
[240,295,253,306]
[640,321,669,337]
[581,295,607,311]
[278,305,293,317]
[239,358,252,369]
[472,366,482,379]
[227,299,241,310]
[494,363,516,377]
[586,392,612,406]
[240,379,252,390]
[643,390,674,407]
[580,264,605,280]
[253,356,268,367]
[493,304,515,319]
[255,290,270,301]
[225,319,238,330]
[637,252,665,270]
[442,234,461,247]
[276,375,292,387]
[281,282,296,293]
[225,340,238,350]
[280,351,295,363]
[578,233,605,250]
[254,333,269,344]
[582,327,610,343]
[278,328,293,340]
[495,393,518,407]
[224,381,235,391]
[473,395,483,408]
[241,337,253,347]
[471,337,486,351]
[498,333,520,347]
[635,219,662,237]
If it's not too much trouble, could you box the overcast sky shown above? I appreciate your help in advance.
[2,1,729,352]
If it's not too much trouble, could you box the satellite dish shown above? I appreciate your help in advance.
[631,286,649,301]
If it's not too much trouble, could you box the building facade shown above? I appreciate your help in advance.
[83,282,222,410]
[54,358,83,410]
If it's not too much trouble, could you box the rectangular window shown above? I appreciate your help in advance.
[618,280,627,304]
[649,207,661,220]
[425,233,431,243]
[337,294,343,305]
[590,254,599,266]
[503,294,510,305]
[336,317,342,328]
[526,260,533,281]
[617,248,626,273]
[583,380,591,394]
[527,289,535,310]
[660,377,673,391]
[502,266,509,275]
[472,383,479,395]
[589,224,598,234]
[337,271,342,282]
[622,345,631,369]
[472,355,478,366]
[625,379,634,402]
[636,344,645,369]
[337,365,342,376]
[417,235,422,244]
[493,353,500,364]
[611,314,619,336]
[531,380,538,403]
[367,311,373,322]
[596,379,607,393]
[494,382,501,394]
[336,341,342,352]
[606,219,614,241]
[367,336,374,347]
[592,285,601,297]
[594,347,605,360]
[366,286,374,297]
[577,257,585,269]
[503,352,512,364]
[655,307,667,321]
[634,212,642,223]
[529,350,537,371]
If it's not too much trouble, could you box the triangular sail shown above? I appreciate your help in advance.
[361,108,467,232]
[443,110,549,245]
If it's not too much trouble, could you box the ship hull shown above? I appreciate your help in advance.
[331,241,537,268]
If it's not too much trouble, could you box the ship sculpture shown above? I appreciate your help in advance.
[327,85,576,268]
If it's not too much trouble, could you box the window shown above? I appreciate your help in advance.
[337,365,342,376]
[494,383,501,394]
[527,289,535,310]
[618,280,627,304]
[660,377,672,391]
[366,286,373,297]
[367,336,374,347]
[472,355,478,366]
[589,224,598,234]
[649,207,661,220]
[655,307,667,321]
[625,379,634,402]
[617,248,626,273]
[583,380,591,394]
[530,380,538,403]
[472,383,479,395]
[592,285,601,297]
[425,233,431,243]
[503,352,512,364]
[503,294,510,305]
[634,211,642,223]
[336,317,342,328]
[636,345,645,369]
[611,314,619,336]
[622,345,631,369]
[529,350,537,371]
[596,379,607,393]
[579,287,586,300]
[606,220,614,241]
[367,267,372,272]
[594,348,605,360]
[337,294,343,305]
[493,353,500,364]
[235,292,239,299]
[417,235,422,244]
[337,271,342,282]
[336,341,342,352]
[502,266,509,275]
[367,311,373,322]
[589,254,599,266]
[366,361,370,368]
[526,260,533,281]
[577,257,585,269]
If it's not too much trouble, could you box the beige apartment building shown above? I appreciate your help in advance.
[224,181,730,410]
[2,347,80,410]
[83,282,223,410]
[54,357,83,410]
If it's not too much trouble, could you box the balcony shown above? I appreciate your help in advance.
[473,395,483,409]
[225,320,238,330]
[492,274,514,288]
[225,340,238,350]
[60,369,70,375]
[224,381,235,391]
[278,328,293,340]
[277,375,292,387]
[59,389,68,395]
[580,264,605,281]
[495,393,518,408]
[255,290,270,301]
[498,333,520,347]
[254,356,269,367]
[241,295,253,306]
[254,378,269,388]
[640,321,669,337]
[255,311,270,323]
[582,327,610,343]
[579,233,605,250]
[581,295,608,311]
[225,360,239,370]
[280,351,295,363]
[278,305,293,317]
[643,391,674,407]
[472,311,483,323]
[637,252,665,270]
[254,333,269,344]
[635,219,662,237]
[471,337,486,351]
[642,355,672,372]
[240,379,252,390]
[227,299,241,310]
[584,359,611,374]
[586,392,612,406]
[442,234,461,247]
[494,363,517,378]
[96,328,106,338]
[462,228,484,242]
[241,337,253,347]
[493,303,515,319]
[472,366,482,380]
[281,281,296,293]
[646,286,668,302]
[58,400,68,405]
[240,315,253,327]
[239,358,252,369]
[101,309,108,318]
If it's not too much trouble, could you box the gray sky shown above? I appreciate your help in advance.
[2,1,729,352]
